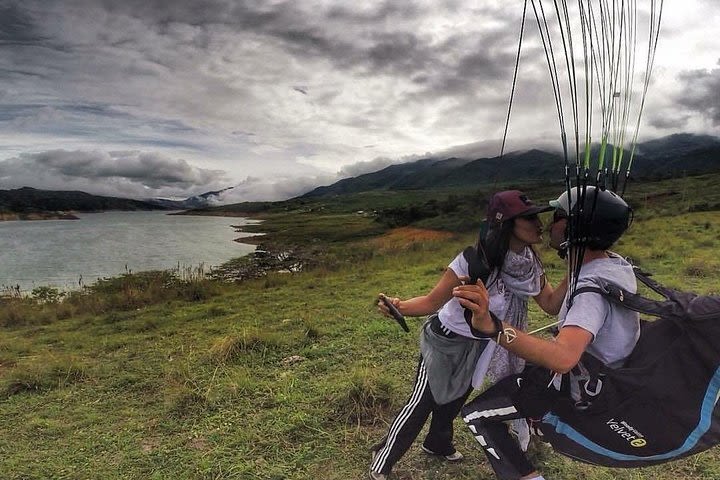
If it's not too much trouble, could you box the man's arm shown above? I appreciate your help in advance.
[533,274,569,316]
[453,281,591,373]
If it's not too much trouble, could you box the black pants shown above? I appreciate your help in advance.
[370,356,472,475]
[460,369,560,480]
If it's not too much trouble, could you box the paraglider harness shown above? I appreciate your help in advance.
[519,265,720,468]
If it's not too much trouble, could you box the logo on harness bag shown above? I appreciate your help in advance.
[606,418,647,448]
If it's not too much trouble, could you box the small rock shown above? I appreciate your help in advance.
[281,355,306,366]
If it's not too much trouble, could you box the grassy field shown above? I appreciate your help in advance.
[2,178,720,479]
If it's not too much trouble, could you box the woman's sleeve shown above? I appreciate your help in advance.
[447,251,469,279]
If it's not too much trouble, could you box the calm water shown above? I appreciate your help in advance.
[0,211,259,290]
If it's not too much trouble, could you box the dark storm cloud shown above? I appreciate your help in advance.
[0,102,127,124]
[1,0,526,122]
[0,67,49,79]
[674,62,720,125]
[326,3,423,23]
[0,150,225,190]
[0,2,47,44]
[89,1,519,94]
[647,113,691,130]
[0,98,205,148]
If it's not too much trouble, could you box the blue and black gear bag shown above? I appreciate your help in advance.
[536,267,720,467]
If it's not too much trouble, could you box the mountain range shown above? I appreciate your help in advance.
[300,133,720,198]
[1,133,718,217]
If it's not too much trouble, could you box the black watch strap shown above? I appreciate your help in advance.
[464,308,503,339]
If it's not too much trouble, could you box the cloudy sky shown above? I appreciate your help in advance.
[1,0,719,202]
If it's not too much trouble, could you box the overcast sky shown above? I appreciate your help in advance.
[1,0,719,202]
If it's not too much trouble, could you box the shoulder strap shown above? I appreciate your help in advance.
[571,285,677,318]
[462,246,492,285]
[461,245,494,339]
[631,265,675,299]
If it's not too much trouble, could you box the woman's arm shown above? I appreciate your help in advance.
[378,268,461,318]
[533,274,568,316]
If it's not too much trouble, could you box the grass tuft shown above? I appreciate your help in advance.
[208,330,282,364]
[334,368,394,426]
[164,384,209,418]
[3,356,88,397]
[302,319,321,339]
[684,257,720,278]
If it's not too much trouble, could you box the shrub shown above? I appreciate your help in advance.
[0,302,26,327]
[0,301,57,327]
[31,286,64,304]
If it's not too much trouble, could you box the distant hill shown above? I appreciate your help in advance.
[634,133,720,159]
[0,186,239,218]
[300,133,720,198]
[0,187,171,216]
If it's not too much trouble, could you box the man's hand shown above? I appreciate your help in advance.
[451,280,496,335]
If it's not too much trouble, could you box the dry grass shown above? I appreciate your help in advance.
[367,227,457,252]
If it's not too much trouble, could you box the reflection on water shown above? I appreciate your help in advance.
[0,211,259,290]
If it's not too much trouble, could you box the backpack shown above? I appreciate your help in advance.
[461,245,494,336]
[537,267,720,467]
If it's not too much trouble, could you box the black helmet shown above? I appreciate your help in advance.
[550,186,632,250]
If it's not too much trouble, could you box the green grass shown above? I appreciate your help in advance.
[2,177,720,479]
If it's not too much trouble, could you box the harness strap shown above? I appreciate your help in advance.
[570,285,678,318]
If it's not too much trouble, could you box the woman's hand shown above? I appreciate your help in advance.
[377,293,401,318]
[452,280,496,335]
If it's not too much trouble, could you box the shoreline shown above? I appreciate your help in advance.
[0,211,80,221]
[2,212,263,292]
[170,209,267,219]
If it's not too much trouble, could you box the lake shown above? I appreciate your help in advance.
[0,211,259,291]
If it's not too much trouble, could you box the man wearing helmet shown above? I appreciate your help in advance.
[455,186,639,480]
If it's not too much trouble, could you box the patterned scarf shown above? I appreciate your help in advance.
[485,246,543,384]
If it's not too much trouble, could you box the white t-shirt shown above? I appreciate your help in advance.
[559,253,640,368]
[438,252,508,338]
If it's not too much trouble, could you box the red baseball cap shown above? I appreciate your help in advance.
[486,190,552,224]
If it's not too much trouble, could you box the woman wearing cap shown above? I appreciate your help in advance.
[369,190,568,480]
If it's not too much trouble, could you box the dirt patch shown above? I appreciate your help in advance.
[367,227,456,251]
[188,436,210,451]
[141,438,160,453]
